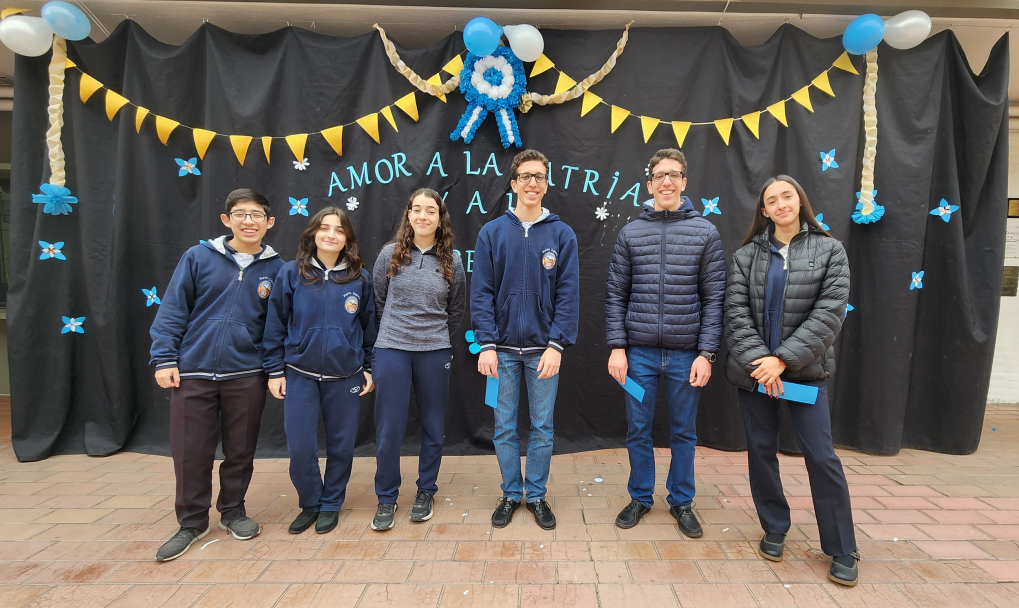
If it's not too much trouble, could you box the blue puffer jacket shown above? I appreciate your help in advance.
[605,197,726,352]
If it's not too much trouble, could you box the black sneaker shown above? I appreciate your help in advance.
[289,508,318,534]
[410,491,434,522]
[491,497,520,528]
[316,511,339,534]
[829,552,861,586]
[526,499,556,530]
[669,503,703,538]
[371,503,398,531]
[758,536,784,562]
[154,526,209,562]
[615,499,652,529]
[218,516,259,540]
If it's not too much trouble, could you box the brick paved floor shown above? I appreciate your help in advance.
[1,399,1017,607]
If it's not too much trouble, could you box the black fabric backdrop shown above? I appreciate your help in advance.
[8,21,1009,462]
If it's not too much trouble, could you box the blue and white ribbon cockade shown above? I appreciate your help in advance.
[451,46,527,148]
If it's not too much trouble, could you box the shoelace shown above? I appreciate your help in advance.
[378,503,397,514]
[414,492,430,506]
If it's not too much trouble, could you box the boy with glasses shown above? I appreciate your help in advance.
[149,189,285,561]
[471,149,580,530]
[605,149,726,536]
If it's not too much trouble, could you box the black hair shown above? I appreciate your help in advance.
[224,188,271,215]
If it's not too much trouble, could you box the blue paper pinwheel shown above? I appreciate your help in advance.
[816,213,830,231]
[32,184,78,216]
[910,271,924,291]
[61,316,85,334]
[701,197,721,216]
[452,46,527,148]
[142,287,161,307]
[820,149,839,171]
[852,189,885,225]
[39,241,66,261]
[176,157,201,176]
[930,198,959,223]
[844,303,855,319]
[289,197,309,216]
[465,330,482,355]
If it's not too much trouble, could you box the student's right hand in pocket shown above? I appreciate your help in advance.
[478,350,499,378]
[155,367,180,389]
[268,377,286,400]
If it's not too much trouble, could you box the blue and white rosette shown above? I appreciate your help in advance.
[451,46,527,148]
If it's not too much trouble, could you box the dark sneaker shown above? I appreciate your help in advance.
[526,499,556,530]
[155,526,209,562]
[491,497,520,528]
[289,508,318,534]
[371,503,398,531]
[615,499,652,529]
[218,516,259,540]
[829,552,860,586]
[410,491,434,522]
[758,536,784,562]
[316,511,339,534]
[670,503,703,538]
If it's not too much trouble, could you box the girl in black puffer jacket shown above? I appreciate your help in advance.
[724,175,859,587]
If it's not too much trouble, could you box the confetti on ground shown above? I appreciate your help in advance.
[200,539,220,550]
[595,477,603,482]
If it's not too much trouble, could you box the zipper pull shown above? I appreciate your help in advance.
[324,271,329,281]
[238,269,243,282]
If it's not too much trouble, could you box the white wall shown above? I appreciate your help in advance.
[986,127,1019,403]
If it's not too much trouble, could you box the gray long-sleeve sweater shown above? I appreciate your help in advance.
[372,242,467,351]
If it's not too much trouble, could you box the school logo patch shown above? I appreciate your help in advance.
[257,280,273,299]
[542,250,557,270]
[344,295,359,314]
[350,386,361,394]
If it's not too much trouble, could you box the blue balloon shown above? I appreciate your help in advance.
[463,17,502,57]
[41,1,91,41]
[842,14,884,55]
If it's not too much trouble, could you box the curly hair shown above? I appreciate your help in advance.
[387,188,456,282]
[295,206,363,285]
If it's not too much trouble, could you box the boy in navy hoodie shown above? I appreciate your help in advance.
[149,189,285,562]
[471,149,580,531]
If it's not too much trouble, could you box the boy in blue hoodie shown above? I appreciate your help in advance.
[471,149,580,531]
[149,189,285,562]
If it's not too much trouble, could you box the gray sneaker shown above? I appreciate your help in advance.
[410,491,434,522]
[218,516,260,540]
[155,526,209,562]
[371,503,398,531]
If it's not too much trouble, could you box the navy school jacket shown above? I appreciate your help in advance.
[262,258,377,381]
[149,235,285,380]
[470,208,580,353]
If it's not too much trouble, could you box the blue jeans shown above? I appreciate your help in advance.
[493,350,559,503]
[625,347,701,507]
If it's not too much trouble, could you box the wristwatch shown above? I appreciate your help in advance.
[698,351,716,363]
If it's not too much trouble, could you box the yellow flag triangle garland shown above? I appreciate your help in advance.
[321,126,344,157]
[63,57,76,69]
[135,107,149,133]
[640,116,660,143]
[714,118,734,145]
[104,90,129,120]
[261,136,272,163]
[554,73,577,96]
[741,111,761,139]
[229,135,252,165]
[530,54,555,77]
[767,101,788,127]
[672,121,691,148]
[833,52,859,75]
[285,134,308,163]
[442,55,464,76]
[581,91,602,117]
[812,71,835,97]
[394,92,419,121]
[357,113,381,144]
[791,86,813,113]
[380,106,398,132]
[79,73,103,103]
[426,74,446,103]
[193,128,217,159]
[155,116,179,145]
[610,106,630,133]
[1,7,32,20]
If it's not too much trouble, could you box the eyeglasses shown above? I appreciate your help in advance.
[229,211,268,223]
[651,171,685,183]
[514,172,548,184]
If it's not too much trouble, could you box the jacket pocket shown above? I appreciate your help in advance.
[495,293,518,344]
[325,327,362,377]
[522,293,552,346]
[178,319,223,370]
[221,321,262,371]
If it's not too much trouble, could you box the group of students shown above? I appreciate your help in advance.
[148,148,859,587]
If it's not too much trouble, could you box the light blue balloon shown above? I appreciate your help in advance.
[463,17,502,57]
[41,1,91,41]
[842,14,884,55]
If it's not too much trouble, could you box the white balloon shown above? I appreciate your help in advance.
[0,15,54,57]
[883,10,932,50]
[503,24,544,62]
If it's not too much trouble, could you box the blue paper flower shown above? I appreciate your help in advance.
[844,303,854,319]
[816,213,830,231]
[39,241,67,261]
[61,316,85,334]
[142,287,161,307]
[910,271,924,291]
[32,184,78,216]
[820,149,839,171]
[852,189,885,224]
[701,197,721,216]
[175,157,201,177]
[465,330,482,355]
[289,197,309,216]
[452,46,527,148]
[930,198,960,223]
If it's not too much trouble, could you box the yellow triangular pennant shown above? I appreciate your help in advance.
[812,71,835,97]
[672,121,691,148]
[580,91,602,117]
[741,111,761,139]
[134,106,149,133]
[767,101,788,127]
[610,106,630,133]
[285,133,308,162]
[261,136,272,163]
[357,113,381,144]
[229,135,252,165]
[154,116,179,145]
[714,117,734,145]
[554,72,577,95]
[380,106,398,132]
[1,8,31,19]
[394,92,419,122]
[530,54,555,77]
[193,128,216,159]
[640,116,660,143]
[321,126,343,157]
[104,90,129,121]
[78,73,103,103]
[64,57,76,70]
[791,86,814,113]
[833,52,859,75]
[442,55,464,76]
[426,74,446,103]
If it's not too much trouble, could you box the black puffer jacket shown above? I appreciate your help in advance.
[605,198,726,351]
[724,224,849,390]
